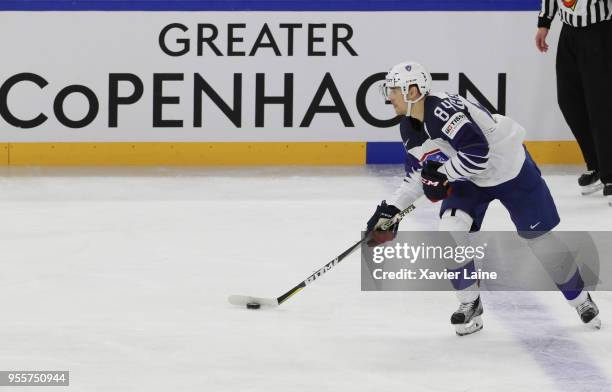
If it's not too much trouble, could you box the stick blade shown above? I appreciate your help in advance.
[228,295,279,308]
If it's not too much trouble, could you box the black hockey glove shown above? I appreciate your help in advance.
[366,201,401,247]
[421,160,452,202]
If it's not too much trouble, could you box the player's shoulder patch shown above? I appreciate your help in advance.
[442,112,470,139]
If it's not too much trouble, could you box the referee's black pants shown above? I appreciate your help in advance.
[556,20,612,184]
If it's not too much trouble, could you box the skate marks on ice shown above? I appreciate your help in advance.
[486,292,611,392]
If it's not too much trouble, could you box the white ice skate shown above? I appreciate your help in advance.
[576,293,601,329]
[451,296,484,336]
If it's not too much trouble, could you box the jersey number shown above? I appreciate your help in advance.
[435,95,466,122]
[434,107,449,122]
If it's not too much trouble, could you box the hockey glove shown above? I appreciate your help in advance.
[366,200,401,247]
[421,160,452,202]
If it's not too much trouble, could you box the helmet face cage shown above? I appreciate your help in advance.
[380,62,431,103]
[379,73,409,102]
[379,82,390,100]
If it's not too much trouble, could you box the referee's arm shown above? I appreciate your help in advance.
[535,0,557,52]
[539,0,558,28]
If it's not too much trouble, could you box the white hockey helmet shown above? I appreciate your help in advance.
[381,61,432,106]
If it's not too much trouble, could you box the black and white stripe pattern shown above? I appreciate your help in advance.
[539,0,612,27]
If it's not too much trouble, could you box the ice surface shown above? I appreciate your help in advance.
[0,165,610,391]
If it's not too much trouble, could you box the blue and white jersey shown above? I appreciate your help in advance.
[390,92,526,210]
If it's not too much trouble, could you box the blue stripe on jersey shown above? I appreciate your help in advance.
[449,154,489,178]
[447,159,464,179]
[459,151,488,165]
[455,159,481,175]
[457,153,488,172]
[0,0,542,11]
[457,140,489,158]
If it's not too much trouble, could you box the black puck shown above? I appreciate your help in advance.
[246,302,261,309]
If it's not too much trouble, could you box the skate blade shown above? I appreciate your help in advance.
[581,182,603,195]
[455,316,483,336]
[586,316,602,330]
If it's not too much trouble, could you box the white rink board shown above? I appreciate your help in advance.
[0,12,567,142]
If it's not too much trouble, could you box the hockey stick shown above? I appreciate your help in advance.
[228,204,417,308]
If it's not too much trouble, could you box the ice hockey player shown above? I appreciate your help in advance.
[366,61,601,336]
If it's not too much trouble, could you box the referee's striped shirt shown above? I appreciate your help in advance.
[539,0,612,28]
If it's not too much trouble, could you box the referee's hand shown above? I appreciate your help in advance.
[535,27,550,53]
